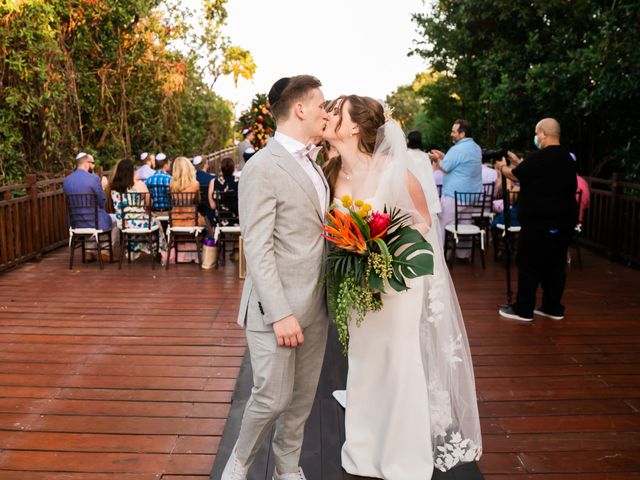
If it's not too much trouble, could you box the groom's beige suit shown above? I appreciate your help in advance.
[234,135,329,473]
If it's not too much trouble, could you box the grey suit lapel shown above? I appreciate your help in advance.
[269,140,325,219]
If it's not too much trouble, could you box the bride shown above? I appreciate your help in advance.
[322,95,482,478]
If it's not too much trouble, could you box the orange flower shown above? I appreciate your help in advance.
[322,209,367,254]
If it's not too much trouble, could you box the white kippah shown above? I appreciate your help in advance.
[192,155,203,166]
[140,152,149,161]
[242,128,250,135]
[156,152,166,161]
[75,152,88,161]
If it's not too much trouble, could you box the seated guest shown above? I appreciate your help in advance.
[63,152,118,259]
[170,156,205,226]
[243,147,256,165]
[213,156,239,226]
[111,159,167,258]
[192,155,216,225]
[146,154,172,211]
[482,163,498,197]
[136,152,156,182]
[64,153,112,230]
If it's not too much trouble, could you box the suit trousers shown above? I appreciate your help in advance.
[234,319,328,474]
[514,226,572,317]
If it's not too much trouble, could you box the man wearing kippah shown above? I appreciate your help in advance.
[63,152,118,261]
[236,129,255,171]
[222,75,330,480]
[146,153,172,211]
[193,155,217,224]
[136,152,156,181]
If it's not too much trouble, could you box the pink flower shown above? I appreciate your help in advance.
[368,211,391,239]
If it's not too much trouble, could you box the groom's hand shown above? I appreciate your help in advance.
[273,315,305,348]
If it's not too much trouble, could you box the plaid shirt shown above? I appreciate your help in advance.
[146,171,172,210]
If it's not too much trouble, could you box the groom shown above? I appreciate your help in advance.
[221,75,330,480]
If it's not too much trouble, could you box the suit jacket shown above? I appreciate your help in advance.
[63,169,112,231]
[237,138,330,332]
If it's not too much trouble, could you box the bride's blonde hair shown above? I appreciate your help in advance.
[322,95,385,198]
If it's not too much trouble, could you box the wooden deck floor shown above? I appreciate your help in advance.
[0,247,638,479]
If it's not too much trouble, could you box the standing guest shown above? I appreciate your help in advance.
[145,153,172,210]
[136,152,156,182]
[192,155,216,225]
[407,130,441,216]
[497,118,577,321]
[64,152,119,259]
[236,129,255,171]
[428,119,482,258]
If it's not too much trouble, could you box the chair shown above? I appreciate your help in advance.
[117,192,161,269]
[472,182,496,238]
[66,193,113,269]
[492,190,520,263]
[569,190,584,268]
[166,191,205,269]
[444,191,486,269]
[148,184,171,223]
[214,189,240,265]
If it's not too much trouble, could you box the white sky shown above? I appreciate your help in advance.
[193,0,431,118]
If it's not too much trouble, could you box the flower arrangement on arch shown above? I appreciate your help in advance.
[323,195,434,350]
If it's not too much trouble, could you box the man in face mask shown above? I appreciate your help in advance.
[496,118,578,322]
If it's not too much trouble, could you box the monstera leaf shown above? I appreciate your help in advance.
[386,225,434,292]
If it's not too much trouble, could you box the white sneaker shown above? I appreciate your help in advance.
[273,466,307,480]
[221,448,248,480]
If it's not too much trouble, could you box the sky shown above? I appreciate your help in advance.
[189,0,431,118]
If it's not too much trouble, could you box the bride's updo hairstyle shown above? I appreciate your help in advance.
[323,95,385,198]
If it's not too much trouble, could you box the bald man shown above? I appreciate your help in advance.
[496,118,577,322]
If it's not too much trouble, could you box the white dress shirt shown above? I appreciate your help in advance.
[273,131,326,210]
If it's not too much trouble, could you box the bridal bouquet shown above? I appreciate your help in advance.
[323,195,434,350]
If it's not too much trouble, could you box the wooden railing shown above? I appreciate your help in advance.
[0,146,238,273]
[583,174,640,265]
[0,174,68,272]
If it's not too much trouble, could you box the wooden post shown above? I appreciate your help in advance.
[26,174,42,259]
[607,173,622,258]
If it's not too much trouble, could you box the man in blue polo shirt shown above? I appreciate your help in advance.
[429,119,482,259]
[145,153,171,210]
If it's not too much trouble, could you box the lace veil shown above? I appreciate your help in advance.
[369,120,483,471]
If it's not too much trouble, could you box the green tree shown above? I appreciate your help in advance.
[411,0,640,178]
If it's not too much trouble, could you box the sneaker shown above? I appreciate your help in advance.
[273,466,307,480]
[221,448,248,480]
[498,305,533,322]
[534,306,564,320]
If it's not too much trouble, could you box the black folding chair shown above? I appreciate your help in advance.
[444,191,486,269]
[117,192,161,269]
[166,191,205,269]
[214,189,240,265]
[66,193,113,269]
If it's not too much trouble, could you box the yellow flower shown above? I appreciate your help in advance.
[340,194,352,207]
[356,209,366,217]
[362,203,372,212]
[354,199,364,207]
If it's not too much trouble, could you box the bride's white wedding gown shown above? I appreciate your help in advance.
[338,195,434,479]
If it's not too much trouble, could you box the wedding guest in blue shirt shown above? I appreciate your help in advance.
[193,155,216,225]
[146,153,172,210]
[428,119,482,258]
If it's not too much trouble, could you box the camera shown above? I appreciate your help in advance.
[482,148,508,164]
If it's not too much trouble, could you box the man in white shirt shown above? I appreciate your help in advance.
[222,75,330,480]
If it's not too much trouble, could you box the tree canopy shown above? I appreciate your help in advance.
[0,0,254,184]
[408,0,640,179]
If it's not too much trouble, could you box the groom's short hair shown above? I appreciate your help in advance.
[269,75,322,122]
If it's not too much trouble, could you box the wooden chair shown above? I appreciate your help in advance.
[66,193,113,269]
[473,182,496,239]
[148,184,171,223]
[444,191,486,269]
[214,189,240,265]
[116,192,161,269]
[166,191,205,269]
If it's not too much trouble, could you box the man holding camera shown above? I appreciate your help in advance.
[496,118,577,322]
[428,119,482,259]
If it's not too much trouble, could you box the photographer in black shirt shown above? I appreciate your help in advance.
[496,118,577,321]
